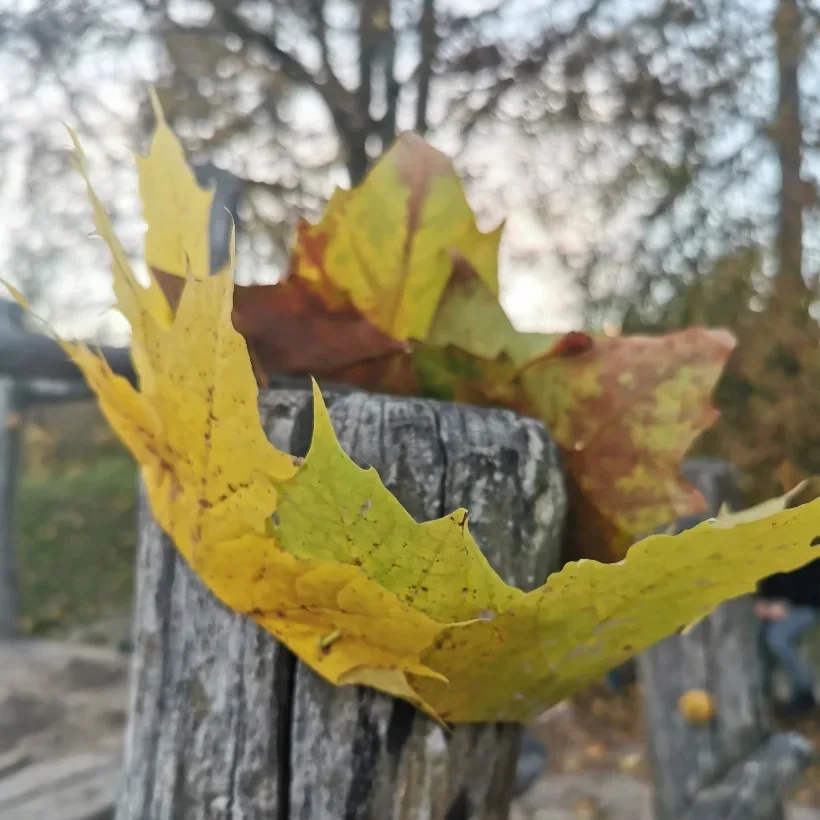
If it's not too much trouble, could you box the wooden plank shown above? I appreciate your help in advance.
[640,596,814,820]
[0,317,135,384]
[0,749,31,779]
[679,731,814,820]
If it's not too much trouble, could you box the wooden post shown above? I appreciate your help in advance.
[0,301,25,638]
[639,459,814,820]
[193,163,243,275]
[117,389,567,820]
[639,597,813,820]
[639,458,814,819]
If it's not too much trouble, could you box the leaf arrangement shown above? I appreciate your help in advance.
[146,99,732,564]
[9,94,820,723]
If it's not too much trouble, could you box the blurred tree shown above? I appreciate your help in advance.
[524,0,820,500]
[703,0,820,501]
[5,0,819,499]
[555,0,820,328]
[0,0,611,325]
[0,1,152,336]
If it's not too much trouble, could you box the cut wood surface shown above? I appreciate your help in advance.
[117,388,568,820]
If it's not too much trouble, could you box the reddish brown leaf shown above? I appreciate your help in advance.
[152,268,407,377]
[520,329,737,561]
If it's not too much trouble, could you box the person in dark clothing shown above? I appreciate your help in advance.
[756,557,820,716]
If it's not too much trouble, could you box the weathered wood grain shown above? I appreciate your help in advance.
[117,389,567,820]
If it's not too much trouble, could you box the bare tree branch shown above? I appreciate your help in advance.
[309,0,331,71]
[207,2,355,125]
[415,0,437,134]
[380,4,400,144]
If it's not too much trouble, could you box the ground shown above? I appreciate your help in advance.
[4,633,820,819]
[515,684,820,819]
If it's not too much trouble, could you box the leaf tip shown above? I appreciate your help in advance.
[147,85,167,126]
[1,280,30,310]
[309,379,335,446]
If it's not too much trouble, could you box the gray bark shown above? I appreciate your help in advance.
[117,388,567,820]
[639,596,814,820]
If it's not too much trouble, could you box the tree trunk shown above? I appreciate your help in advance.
[117,388,567,820]
[639,596,813,820]
[773,0,807,311]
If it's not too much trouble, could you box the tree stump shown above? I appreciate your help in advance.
[639,595,814,820]
[117,389,567,820]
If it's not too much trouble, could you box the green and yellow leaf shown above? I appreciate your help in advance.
[11,103,820,724]
[291,132,502,340]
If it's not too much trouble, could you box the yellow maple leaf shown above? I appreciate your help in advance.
[67,126,172,389]
[33,267,448,717]
[292,132,502,340]
[274,387,520,623]
[136,88,213,280]
[9,132,452,720]
[414,490,820,721]
[15,103,820,727]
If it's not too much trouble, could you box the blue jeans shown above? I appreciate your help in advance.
[762,605,820,695]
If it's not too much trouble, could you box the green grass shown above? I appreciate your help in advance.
[16,454,138,635]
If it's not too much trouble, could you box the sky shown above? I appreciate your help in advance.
[0,0,584,345]
[6,0,815,344]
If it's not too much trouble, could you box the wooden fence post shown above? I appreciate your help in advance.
[193,163,243,274]
[639,596,814,820]
[639,458,814,819]
[0,301,25,638]
[116,389,567,820]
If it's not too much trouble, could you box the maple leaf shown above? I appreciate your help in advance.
[138,88,214,281]
[519,328,736,561]
[67,124,172,389]
[155,271,408,381]
[290,132,502,341]
[136,104,736,561]
[424,269,735,560]
[9,112,820,726]
[16,133,449,718]
[141,95,408,381]
[414,483,820,722]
